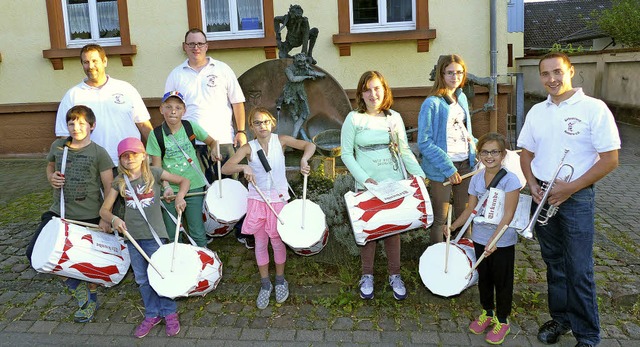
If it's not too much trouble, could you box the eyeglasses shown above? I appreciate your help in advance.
[185,42,207,48]
[479,150,502,157]
[252,120,272,127]
[445,70,465,77]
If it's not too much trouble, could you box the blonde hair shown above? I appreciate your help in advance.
[114,154,155,197]
[428,54,467,98]
[248,107,277,134]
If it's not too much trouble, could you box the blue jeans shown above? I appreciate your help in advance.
[126,239,177,318]
[536,186,599,345]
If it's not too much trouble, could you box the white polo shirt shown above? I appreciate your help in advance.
[55,76,151,165]
[517,88,620,182]
[164,57,246,145]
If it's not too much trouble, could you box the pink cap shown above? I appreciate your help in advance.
[117,137,145,157]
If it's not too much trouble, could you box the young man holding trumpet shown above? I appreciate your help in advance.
[517,52,620,347]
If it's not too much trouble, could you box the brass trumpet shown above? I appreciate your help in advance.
[518,149,574,240]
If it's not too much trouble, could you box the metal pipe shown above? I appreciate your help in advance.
[489,0,498,132]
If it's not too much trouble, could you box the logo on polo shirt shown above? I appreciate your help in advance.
[564,117,581,136]
[113,93,125,104]
[207,74,217,88]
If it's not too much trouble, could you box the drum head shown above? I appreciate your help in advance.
[277,199,326,248]
[148,243,201,299]
[419,242,473,297]
[205,179,248,223]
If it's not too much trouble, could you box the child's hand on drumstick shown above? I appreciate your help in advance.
[175,196,187,213]
[111,216,127,233]
[210,148,222,162]
[300,159,310,175]
[442,225,452,238]
[162,186,175,201]
[49,171,65,189]
[242,165,256,185]
[99,218,111,233]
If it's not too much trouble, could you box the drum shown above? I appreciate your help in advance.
[148,243,222,299]
[344,176,433,245]
[277,199,329,256]
[31,217,130,287]
[203,179,248,237]
[419,238,479,297]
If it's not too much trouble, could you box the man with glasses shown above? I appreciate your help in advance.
[518,52,620,347]
[165,28,253,248]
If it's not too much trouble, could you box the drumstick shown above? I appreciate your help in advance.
[251,182,284,224]
[444,206,452,273]
[465,225,509,279]
[64,219,166,278]
[171,211,182,272]
[162,191,207,200]
[301,174,308,230]
[453,191,491,244]
[216,142,222,198]
[443,169,481,186]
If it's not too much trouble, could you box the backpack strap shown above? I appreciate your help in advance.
[153,125,166,159]
[154,120,197,160]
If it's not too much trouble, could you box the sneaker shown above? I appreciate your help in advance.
[359,274,374,299]
[164,313,181,337]
[237,236,255,249]
[206,235,215,244]
[73,300,97,323]
[69,281,88,308]
[134,316,162,338]
[485,316,511,345]
[256,283,272,309]
[389,274,407,300]
[469,309,494,334]
[275,280,289,303]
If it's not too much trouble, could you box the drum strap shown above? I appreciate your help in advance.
[160,202,198,246]
[386,112,408,180]
[59,142,70,219]
[123,175,164,246]
[164,124,211,189]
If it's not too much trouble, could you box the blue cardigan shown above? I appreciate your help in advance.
[417,89,477,182]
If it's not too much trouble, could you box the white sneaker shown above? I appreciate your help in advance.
[389,274,407,300]
[359,274,374,299]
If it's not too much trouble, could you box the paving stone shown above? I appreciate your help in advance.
[331,316,354,330]
[410,331,439,345]
[3,321,33,333]
[266,328,296,341]
[622,321,640,339]
[185,325,213,339]
[353,330,380,343]
[27,320,58,334]
[324,330,353,342]
[295,329,324,342]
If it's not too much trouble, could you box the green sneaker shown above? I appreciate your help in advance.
[74,300,98,323]
[69,281,88,308]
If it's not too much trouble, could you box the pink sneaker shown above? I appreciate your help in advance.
[164,312,181,336]
[469,310,494,334]
[134,316,162,338]
[485,316,511,345]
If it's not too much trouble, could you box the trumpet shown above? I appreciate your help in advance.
[518,149,574,240]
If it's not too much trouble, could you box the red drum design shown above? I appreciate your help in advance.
[419,238,479,297]
[148,243,222,299]
[31,217,130,287]
[344,176,433,245]
[277,199,328,256]
[203,179,248,237]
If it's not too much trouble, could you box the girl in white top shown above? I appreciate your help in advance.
[222,107,316,310]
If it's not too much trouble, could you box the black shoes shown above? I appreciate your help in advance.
[538,320,571,344]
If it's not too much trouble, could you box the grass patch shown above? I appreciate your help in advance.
[0,191,51,227]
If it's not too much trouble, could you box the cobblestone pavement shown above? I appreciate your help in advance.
[0,123,639,346]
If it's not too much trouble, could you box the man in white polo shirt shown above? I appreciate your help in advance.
[165,28,253,248]
[518,52,620,347]
[55,44,153,166]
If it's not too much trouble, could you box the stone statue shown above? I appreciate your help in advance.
[276,53,325,141]
[274,4,318,65]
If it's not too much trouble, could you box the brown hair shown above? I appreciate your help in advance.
[66,105,96,127]
[248,107,277,134]
[80,44,106,61]
[538,52,572,72]
[355,71,393,113]
[184,28,207,43]
[476,132,508,156]
[428,54,467,98]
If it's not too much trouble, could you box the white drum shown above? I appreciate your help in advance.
[277,199,329,256]
[419,238,479,297]
[203,179,248,237]
[31,217,130,287]
[148,243,222,299]
[344,176,433,245]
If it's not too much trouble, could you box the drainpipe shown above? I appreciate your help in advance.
[489,0,498,132]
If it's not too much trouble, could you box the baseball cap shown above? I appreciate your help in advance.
[117,137,146,157]
[162,91,186,104]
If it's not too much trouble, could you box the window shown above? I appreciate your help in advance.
[333,0,435,56]
[186,0,276,58]
[63,0,121,47]
[203,0,264,40]
[43,0,135,70]
[351,0,415,33]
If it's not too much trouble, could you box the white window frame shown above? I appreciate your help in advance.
[61,0,121,48]
[201,0,265,41]
[350,0,416,33]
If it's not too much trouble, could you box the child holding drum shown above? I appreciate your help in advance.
[26,105,113,323]
[221,107,315,309]
[147,91,220,247]
[100,137,190,338]
[341,71,425,300]
[446,132,520,345]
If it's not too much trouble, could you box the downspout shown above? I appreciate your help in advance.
[489,0,498,132]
